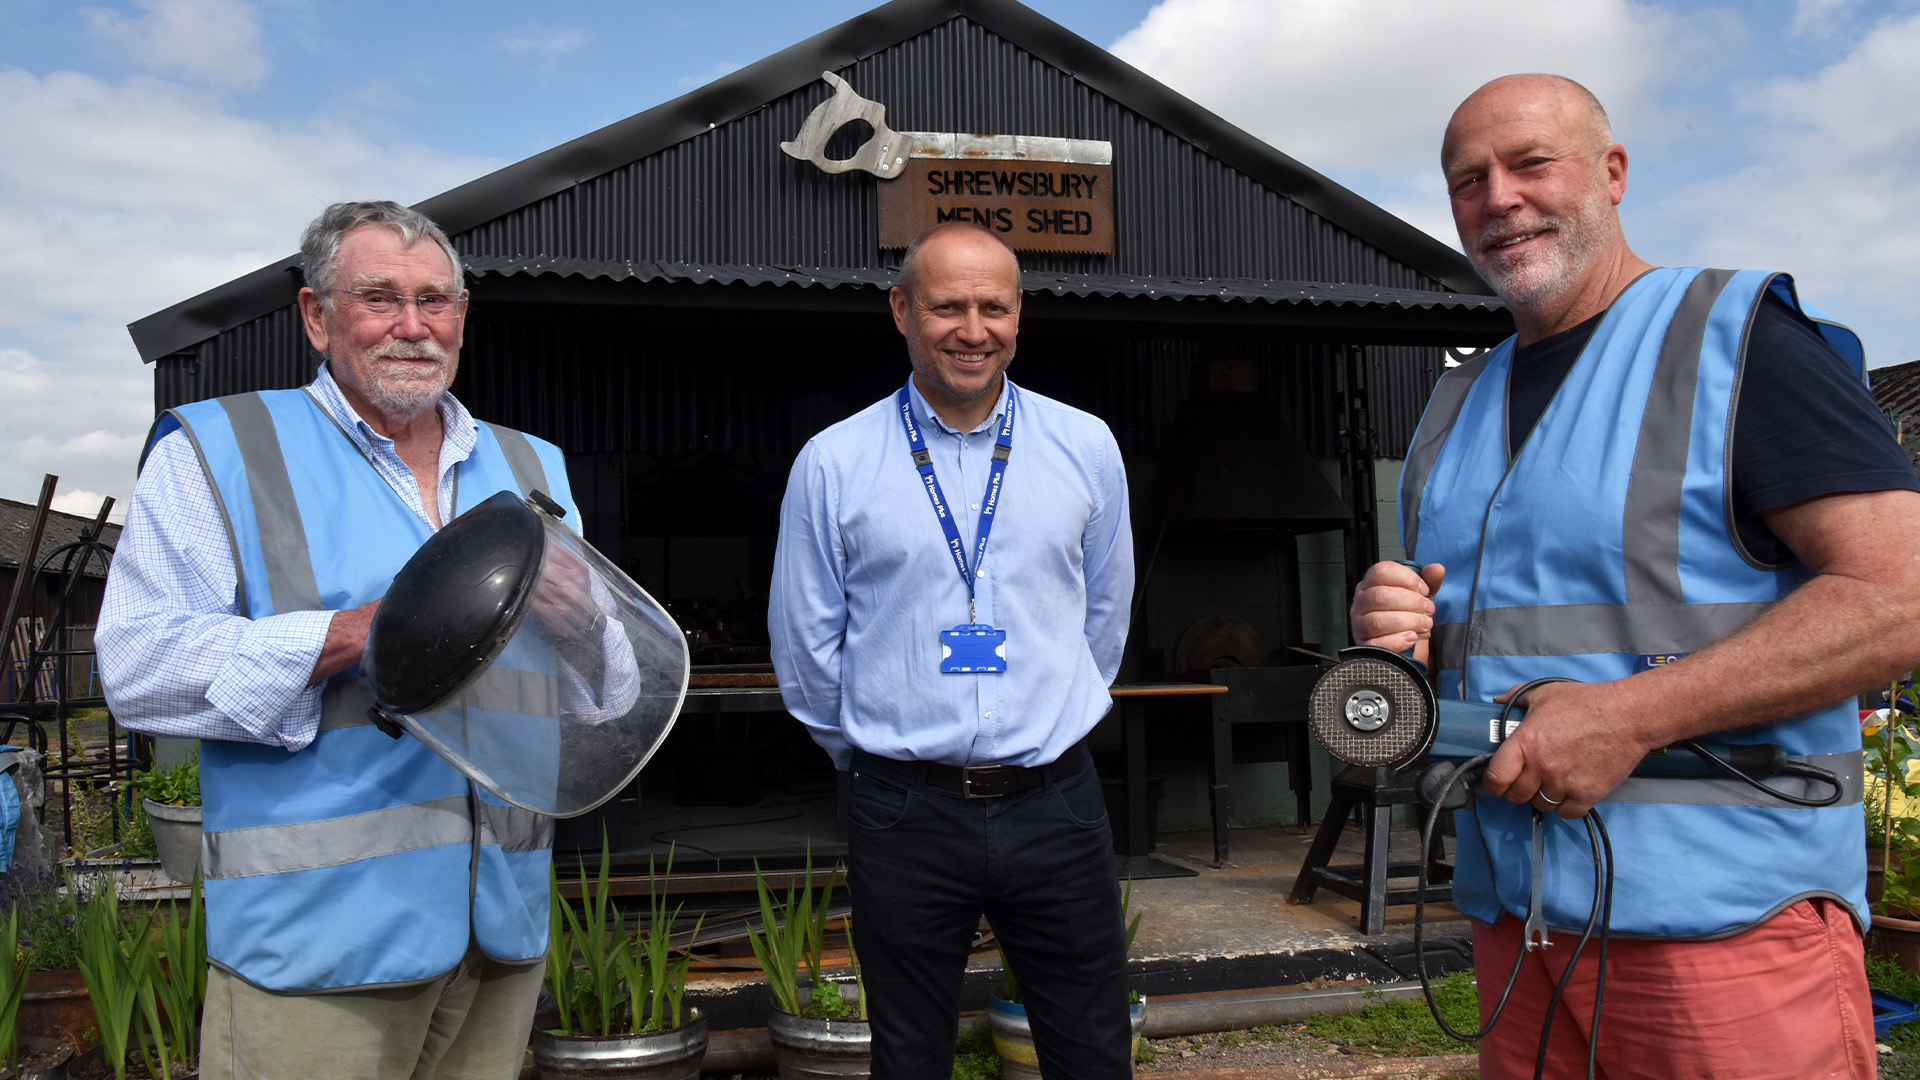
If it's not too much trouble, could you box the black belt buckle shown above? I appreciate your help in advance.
[962,764,1015,798]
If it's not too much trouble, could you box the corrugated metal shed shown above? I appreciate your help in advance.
[1871,359,1920,472]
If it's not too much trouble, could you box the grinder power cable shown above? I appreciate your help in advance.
[1305,640,1845,1080]
[360,489,691,819]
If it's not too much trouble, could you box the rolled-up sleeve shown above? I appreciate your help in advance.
[767,439,852,768]
[97,432,333,750]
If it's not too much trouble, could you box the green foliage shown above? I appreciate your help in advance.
[1248,1023,1285,1043]
[1867,671,1920,915]
[1301,973,1478,1057]
[133,753,200,808]
[544,842,704,1036]
[951,1016,1001,1079]
[146,874,206,1069]
[1134,1038,1156,1065]
[0,905,31,1071]
[118,805,156,860]
[77,874,159,1080]
[746,853,864,1020]
[5,866,83,972]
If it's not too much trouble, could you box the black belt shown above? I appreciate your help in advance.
[854,741,1089,799]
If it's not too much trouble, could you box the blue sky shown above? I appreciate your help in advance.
[2,0,1915,515]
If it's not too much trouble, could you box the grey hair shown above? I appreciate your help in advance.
[300,200,464,301]
[895,221,1020,302]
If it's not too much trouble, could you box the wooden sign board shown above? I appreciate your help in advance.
[878,160,1115,254]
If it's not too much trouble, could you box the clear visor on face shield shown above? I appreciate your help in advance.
[362,491,690,818]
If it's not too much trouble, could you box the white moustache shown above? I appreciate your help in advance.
[370,341,449,363]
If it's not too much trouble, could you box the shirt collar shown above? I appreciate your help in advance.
[308,363,478,458]
[907,376,1013,436]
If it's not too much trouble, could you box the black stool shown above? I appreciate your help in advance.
[1290,764,1452,935]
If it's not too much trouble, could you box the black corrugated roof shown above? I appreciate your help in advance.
[128,0,1493,363]
[465,253,1504,311]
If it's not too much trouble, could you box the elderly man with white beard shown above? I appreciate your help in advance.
[1348,75,1920,1078]
[99,200,579,1080]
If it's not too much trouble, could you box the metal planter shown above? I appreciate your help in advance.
[766,985,870,1079]
[528,1013,708,1080]
[988,993,1147,1078]
[141,799,202,885]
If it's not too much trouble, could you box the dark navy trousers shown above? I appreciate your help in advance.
[845,750,1132,1079]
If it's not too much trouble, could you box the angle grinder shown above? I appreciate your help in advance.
[1306,645,1807,808]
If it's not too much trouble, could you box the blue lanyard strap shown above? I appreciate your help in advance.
[895,380,1015,619]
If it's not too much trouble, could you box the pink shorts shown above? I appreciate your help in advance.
[1471,898,1876,1079]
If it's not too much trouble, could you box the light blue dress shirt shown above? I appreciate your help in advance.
[96,365,480,751]
[769,377,1134,770]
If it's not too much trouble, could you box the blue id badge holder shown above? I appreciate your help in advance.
[941,624,1008,673]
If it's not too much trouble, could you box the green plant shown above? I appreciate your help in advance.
[145,874,205,1070]
[7,865,85,972]
[544,842,704,1036]
[745,853,863,1020]
[1302,972,1478,1057]
[76,872,162,1080]
[1868,671,1920,916]
[0,905,32,1072]
[618,853,703,1034]
[950,1016,1000,1080]
[133,754,200,808]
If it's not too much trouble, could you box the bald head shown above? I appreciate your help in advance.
[1438,73,1650,340]
[1444,74,1613,169]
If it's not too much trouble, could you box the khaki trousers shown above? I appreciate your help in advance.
[199,947,545,1080]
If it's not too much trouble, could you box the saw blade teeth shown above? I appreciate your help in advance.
[1306,656,1431,768]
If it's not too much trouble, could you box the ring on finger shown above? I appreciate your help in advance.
[1537,792,1563,807]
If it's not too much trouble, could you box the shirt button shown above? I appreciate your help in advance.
[971,503,980,510]
[984,711,993,719]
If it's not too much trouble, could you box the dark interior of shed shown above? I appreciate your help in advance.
[452,286,1370,869]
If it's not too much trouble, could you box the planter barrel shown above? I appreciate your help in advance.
[141,798,203,885]
[766,985,870,1080]
[989,994,1146,1079]
[17,970,96,1054]
[528,1013,708,1080]
[1871,911,1920,974]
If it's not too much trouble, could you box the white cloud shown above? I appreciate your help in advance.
[1110,0,1690,198]
[494,24,591,58]
[84,0,269,90]
[50,489,124,524]
[0,67,499,507]
[1659,10,1920,365]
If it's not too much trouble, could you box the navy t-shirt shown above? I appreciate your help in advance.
[1507,291,1917,565]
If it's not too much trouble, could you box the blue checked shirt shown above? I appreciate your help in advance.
[96,366,480,750]
[768,378,1134,770]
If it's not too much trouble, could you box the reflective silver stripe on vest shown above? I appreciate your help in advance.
[202,795,472,879]
[158,409,253,612]
[1447,600,1772,659]
[1623,268,1737,606]
[1401,353,1491,558]
[219,393,325,614]
[487,424,551,503]
[1600,751,1862,807]
[320,666,564,732]
[479,801,555,853]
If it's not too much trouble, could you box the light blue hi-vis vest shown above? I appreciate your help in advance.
[151,388,573,991]
[1400,267,1869,939]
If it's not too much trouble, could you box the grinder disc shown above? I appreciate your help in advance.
[1307,653,1433,768]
